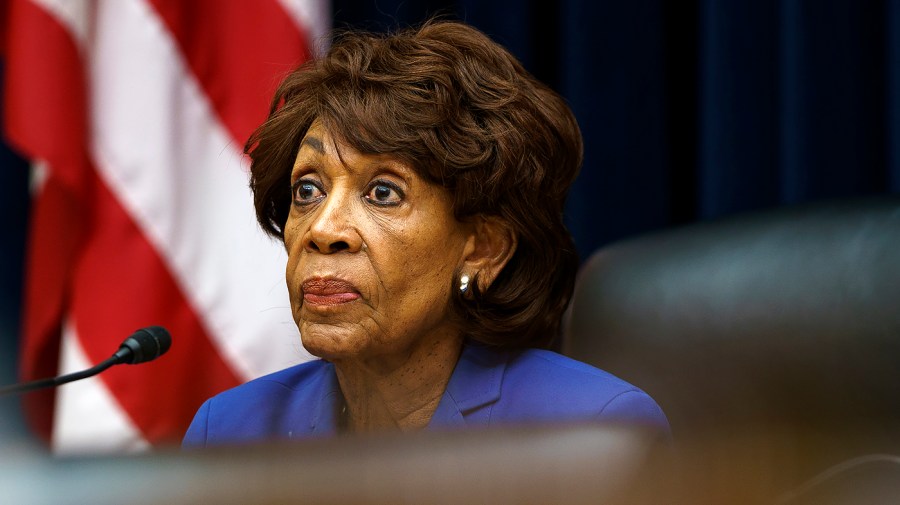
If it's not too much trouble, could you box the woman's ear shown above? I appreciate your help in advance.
[462,216,518,292]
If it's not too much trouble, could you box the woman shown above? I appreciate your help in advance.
[183,21,667,446]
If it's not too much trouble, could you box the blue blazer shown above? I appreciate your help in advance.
[183,343,669,447]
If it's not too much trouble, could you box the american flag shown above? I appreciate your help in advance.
[3,0,328,453]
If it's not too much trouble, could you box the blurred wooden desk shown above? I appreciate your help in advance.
[4,423,899,505]
[1,423,660,505]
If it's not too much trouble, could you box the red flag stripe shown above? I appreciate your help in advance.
[15,174,83,440]
[3,0,89,189]
[4,0,96,441]
[148,0,311,147]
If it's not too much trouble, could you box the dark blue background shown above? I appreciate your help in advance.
[0,60,29,437]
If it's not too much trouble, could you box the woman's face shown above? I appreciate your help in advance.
[284,122,473,368]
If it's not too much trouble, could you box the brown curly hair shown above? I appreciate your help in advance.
[246,20,583,349]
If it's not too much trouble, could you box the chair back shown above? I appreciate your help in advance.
[565,197,900,493]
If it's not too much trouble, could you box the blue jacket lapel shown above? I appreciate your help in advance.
[308,362,342,437]
[428,343,508,428]
[307,343,509,433]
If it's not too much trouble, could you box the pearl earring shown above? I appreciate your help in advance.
[460,274,470,294]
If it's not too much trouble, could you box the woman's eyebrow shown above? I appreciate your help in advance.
[300,136,325,154]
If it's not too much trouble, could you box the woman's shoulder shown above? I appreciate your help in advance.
[183,359,334,447]
[494,347,670,431]
[502,348,638,397]
[201,359,332,409]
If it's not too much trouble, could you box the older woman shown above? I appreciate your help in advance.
[183,21,667,445]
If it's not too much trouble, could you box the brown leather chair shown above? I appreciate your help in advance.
[565,197,900,504]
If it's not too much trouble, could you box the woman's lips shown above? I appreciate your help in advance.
[301,278,361,306]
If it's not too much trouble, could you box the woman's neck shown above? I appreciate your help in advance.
[332,332,464,433]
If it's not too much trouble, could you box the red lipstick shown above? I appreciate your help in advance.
[301,277,361,306]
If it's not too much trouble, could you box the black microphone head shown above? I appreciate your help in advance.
[117,326,172,365]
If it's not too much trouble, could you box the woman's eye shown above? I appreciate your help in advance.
[292,179,324,205]
[365,181,404,205]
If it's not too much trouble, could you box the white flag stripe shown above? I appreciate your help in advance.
[87,0,310,383]
[277,0,332,56]
[53,322,150,455]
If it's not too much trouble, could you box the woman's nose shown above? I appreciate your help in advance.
[304,191,362,254]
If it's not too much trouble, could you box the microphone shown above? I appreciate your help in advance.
[110,326,172,365]
[0,326,172,397]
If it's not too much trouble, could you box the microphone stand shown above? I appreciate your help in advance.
[0,326,171,397]
[0,355,120,397]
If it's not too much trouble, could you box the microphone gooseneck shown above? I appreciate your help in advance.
[0,327,172,397]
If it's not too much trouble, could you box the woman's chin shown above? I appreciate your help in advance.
[300,333,364,362]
